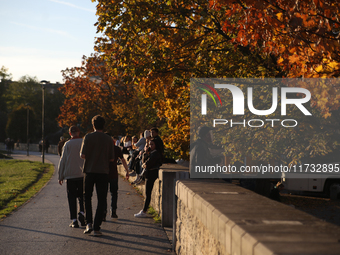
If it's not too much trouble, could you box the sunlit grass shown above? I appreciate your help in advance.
[0,160,54,219]
[148,206,161,223]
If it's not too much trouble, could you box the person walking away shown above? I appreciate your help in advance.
[5,138,11,154]
[134,138,162,217]
[10,139,14,152]
[103,134,130,220]
[45,139,50,153]
[58,136,67,157]
[39,139,43,153]
[58,126,85,228]
[80,115,115,237]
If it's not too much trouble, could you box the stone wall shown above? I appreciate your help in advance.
[175,179,340,255]
[176,199,225,255]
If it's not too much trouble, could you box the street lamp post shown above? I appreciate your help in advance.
[40,80,49,164]
[26,103,30,156]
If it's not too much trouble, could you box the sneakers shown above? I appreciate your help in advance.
[135,179,145,185]
[134,210,148,218]
[84,223,93,234]
[69,220,79,228]
[132,175,145,185]
[78,212,86,226]
[129,171,137,177]
[84,224,102,236]
[131,175,141,184]
[93,230,103,237]
[111,210,118,218]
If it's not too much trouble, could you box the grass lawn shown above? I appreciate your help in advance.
[0,160,54,219]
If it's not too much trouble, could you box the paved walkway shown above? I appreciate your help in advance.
[0,151,172,255]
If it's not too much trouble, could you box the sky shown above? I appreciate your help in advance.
[0,0,100,83]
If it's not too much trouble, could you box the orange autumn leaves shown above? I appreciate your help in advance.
[210,0,340,77]
[211,0,340,82]
[56,0,340,161]
[58,54,155,136]
[208,0,340,118]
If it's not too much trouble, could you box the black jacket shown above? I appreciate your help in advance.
[143,149,162,179]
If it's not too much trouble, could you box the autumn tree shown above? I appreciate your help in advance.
[196,0,340,164]
[93,0,281,159]
[91,0,340,164]
[209,0,340,116]
[58,54,158,136]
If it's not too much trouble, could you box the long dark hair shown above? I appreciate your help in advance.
[150,138,162,152]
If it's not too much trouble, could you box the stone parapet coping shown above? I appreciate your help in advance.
[176,179,340,255]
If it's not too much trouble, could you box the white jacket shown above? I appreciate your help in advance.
[58,138,84,181]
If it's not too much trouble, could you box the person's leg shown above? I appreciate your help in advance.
[128,158,133,170]
[103,180,108,219]
[75,178,84,213]
[66,179,78,220]
[129,150,138,170]
[136,159,142,175]
[75,178,85,226]
[93,174,108,231]
[84,173,95,225]
[142,176,157,212]
[110,178,118,216]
